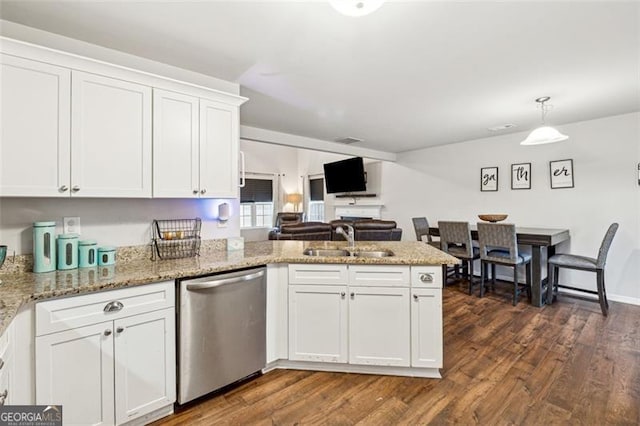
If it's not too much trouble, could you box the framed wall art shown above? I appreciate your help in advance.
[550,159,574,189]
[511,162,531,190]
[480,167,498,192]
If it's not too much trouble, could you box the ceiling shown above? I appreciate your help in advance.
[1,1,638,153]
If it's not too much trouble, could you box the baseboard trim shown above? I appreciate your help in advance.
[264,360,441,379]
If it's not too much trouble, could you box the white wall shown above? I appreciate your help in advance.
[239,140,300,241]
[383,112,640,304]
[0,198,239,255]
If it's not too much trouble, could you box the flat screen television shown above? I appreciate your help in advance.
[323,157,367,194]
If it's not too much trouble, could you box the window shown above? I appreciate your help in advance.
[240,178,274,228]
[308,177,325,222]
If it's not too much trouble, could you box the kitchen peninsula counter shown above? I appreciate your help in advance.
[0,240,459,335]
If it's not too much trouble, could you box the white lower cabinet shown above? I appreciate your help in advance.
[349,287,410,367]
[35,281,175,426]
[288,285,348,363]
[36,321,115,426]
[114,309,175,425]
[0,322,14,407]
[411,288,443,368]
[288,264,443,372]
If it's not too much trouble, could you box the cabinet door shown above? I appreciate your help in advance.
[199,99,239,198]
[0,358,10,407]
[114,308,175,425]
[288,285,348,363]
[411,288,443,368]
[152,89,199,197]
[0,54,71,197]
[71,71,152,197]
[349,287,410,367]
[36,321,115,426]
[0,324,13,406]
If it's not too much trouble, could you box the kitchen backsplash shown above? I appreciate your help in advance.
[0,239,228,274]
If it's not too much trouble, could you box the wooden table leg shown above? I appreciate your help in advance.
[531,245,543,307]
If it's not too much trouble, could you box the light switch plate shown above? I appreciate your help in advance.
[63,216,81,235]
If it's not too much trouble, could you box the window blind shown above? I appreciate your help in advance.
[310,178,324,201]
[240,178,273,203]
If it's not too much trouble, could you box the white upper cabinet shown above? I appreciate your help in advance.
[200,99,239,198]
[1,39,246,199]
[0,54,71,197]
[152,89,199,198]
[153,91,241,198]
[71,71,152,197]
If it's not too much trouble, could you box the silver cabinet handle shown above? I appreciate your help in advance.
[71,185,80,192]
[104,301,124,312]
[116,327,124,333]
[186,270,265,291]
[413,294,419,301]
[200,189,206,195]
[0,389,7,406]
[193,189,199,195]
[104,329,112,336]
[420,273,434,283]
[59,185,69,192]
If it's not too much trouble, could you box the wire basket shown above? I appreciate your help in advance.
[152,218,202,260]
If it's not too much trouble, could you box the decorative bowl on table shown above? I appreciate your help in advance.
[478,214,508,223]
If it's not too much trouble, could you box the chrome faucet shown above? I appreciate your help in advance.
[336,225,355,249]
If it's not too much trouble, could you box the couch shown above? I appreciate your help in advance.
[268,218,402,241]
[268,222,332,240]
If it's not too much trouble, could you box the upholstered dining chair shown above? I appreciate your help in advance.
[412,217,440,249]
[477,222,532,306]
[546,223,619,316]
[438,221,480,294]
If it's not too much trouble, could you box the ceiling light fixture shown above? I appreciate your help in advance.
[329,0,385,17]
[521,96,569,145]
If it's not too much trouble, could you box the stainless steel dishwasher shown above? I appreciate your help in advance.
[177,266,266,404]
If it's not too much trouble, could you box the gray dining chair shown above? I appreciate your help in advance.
[546,223,619,316]
[438,221,480,294]
[477,222,532,306]
[412,217,440,249]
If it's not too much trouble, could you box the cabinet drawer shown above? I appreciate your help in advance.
[36,281,175,336]
[411,266,443,288]
[348,265,410,287]
[288,264,348,285]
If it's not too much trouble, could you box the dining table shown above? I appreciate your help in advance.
[429,226,570,307]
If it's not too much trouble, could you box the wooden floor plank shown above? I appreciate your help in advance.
[154,284,640,425]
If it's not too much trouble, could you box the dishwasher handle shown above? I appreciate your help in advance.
[185,270,265,291]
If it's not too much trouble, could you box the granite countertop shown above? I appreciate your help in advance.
[0,240,459,335]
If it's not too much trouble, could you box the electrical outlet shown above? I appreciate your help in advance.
[63,216,81,235]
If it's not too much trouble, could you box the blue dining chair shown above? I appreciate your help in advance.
[546,223,619,316]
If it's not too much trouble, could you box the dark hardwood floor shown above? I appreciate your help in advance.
[155,281,640,425]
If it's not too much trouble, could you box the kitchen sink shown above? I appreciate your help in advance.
[352,250,395,258]
[302,248,351,257]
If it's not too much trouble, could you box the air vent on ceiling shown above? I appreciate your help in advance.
[488,124,517,132]
[335,136,364,144]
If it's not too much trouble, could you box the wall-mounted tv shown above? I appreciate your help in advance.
[323,157,367,194]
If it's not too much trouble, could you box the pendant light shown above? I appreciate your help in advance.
[521,96,569,145]
[329,0,385,17]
